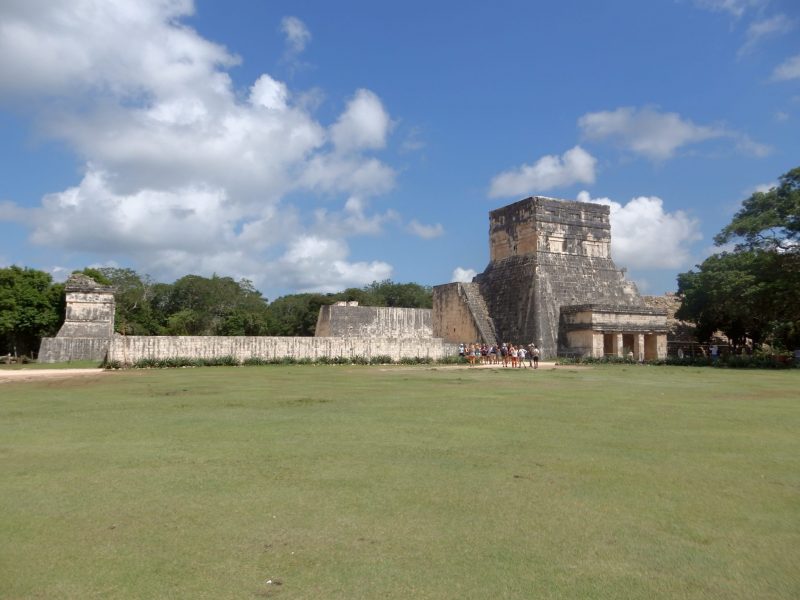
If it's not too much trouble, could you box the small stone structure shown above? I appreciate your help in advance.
[316,302,433,338]
[560,304,667,360]
[433,196,668,359]
[38,273,116,362]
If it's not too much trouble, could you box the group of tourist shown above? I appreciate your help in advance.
[458,342,540,368]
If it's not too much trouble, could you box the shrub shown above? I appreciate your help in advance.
[369,355,393,365]
[242,357,268,366]
[436,355,468,365]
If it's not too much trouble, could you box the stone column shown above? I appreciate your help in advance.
[615,333,623,357]
[634,333,645,362]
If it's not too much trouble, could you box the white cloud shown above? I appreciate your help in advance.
[330,89,393,152]
[690,0,767,18]
[579,107,723,161]
[451,267,477,283]
[772,54,800,81]
[273,235,392,293]
[0,1,409,296]
[576,190,702,269]
[739,15,796,56]
[488,146,596,198]
[407,220,444,239]
[281,16,311,55]
[313,197,399,237]
[249,74,289,110]
[579,106,769,160]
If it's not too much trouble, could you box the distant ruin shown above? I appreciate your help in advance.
[39,196,668,363]
[38,273,116,362]
[433,196,668,359]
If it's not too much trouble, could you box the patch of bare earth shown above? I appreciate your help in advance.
[0,369,106,384]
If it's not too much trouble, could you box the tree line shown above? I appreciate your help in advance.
[0,268,432,357]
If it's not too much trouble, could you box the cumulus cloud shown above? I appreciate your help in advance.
[451,267,477,283]
[772,54,800,81]
[407,220,444,239]
[488,146,596,198]
[272,235,392,293]
[576,190,702,269]
[578,106,769,160]
[330,89,393,152]
[0,1,408,296]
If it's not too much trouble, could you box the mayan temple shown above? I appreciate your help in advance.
[433,196,668,359]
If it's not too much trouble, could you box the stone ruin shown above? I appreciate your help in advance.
[432,196,667,359]
[39,196,667,363]
[38,273,116,362]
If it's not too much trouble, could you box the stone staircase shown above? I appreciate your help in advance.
[460,283,498,346]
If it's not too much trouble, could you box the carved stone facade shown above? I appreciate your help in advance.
[433,196,668,359]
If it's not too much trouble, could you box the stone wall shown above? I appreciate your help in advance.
[107,335,458,365]
[315,305,432,338]
[432,282,497,344]
[642,293,697,342]
[38,337,111,363]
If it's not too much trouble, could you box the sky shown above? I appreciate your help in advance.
[0,0,798,300]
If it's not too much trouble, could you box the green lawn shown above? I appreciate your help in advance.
[1,365,798,599]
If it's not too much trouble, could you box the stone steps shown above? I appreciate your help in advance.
[460,283,498,346]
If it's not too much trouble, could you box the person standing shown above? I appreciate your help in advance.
[531,344,540,369]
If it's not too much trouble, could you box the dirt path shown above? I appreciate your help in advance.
[0,368,107,383]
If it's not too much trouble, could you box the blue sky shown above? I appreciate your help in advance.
[1,0,798,299]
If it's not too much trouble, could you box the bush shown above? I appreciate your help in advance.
[242,357,268,366]
[435,355,468,365]
[369,355,393,365]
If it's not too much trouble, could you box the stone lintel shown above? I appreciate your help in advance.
[560,303,667,316]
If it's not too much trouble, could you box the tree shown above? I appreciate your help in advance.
[265,293,331,336]
[0,266,64,356]
[715,166,799,253]
[677,166,800,350]
[97,267,158,335]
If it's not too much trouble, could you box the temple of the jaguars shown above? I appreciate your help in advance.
[39,195,668,363]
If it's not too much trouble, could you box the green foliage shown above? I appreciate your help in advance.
[715,166,800,253]
[0,266,64,356]
[677,165,800,350]
[74,268,112,285]
[264,292,331,336]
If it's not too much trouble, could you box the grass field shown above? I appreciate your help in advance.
[1,365,798,599]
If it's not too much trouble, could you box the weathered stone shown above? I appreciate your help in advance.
[107,336,456,365]
[316,305,432,338]
[434,196,668,358]
[38,274,116,362]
